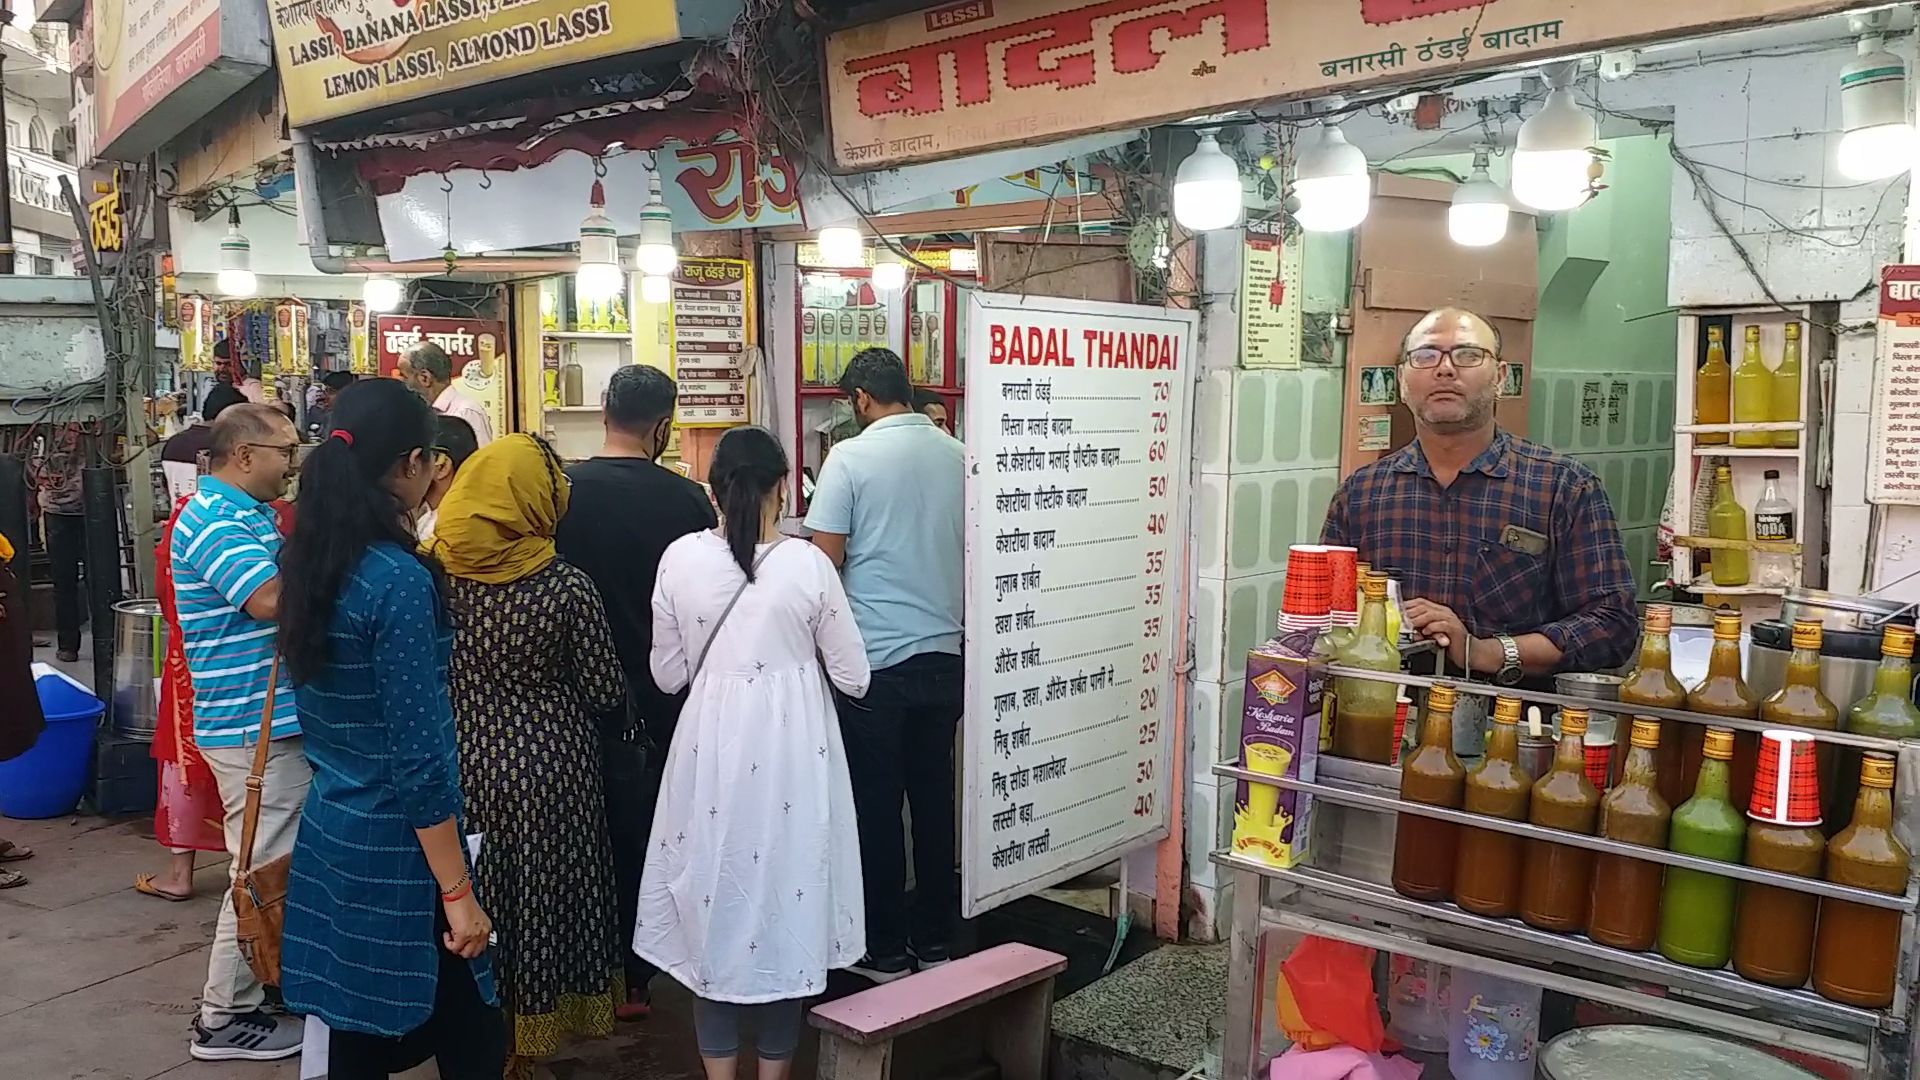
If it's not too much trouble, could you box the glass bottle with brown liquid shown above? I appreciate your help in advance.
[1687,610,1760,815]
[1620,604,1690,809]
[1520,707,1602,933]
[1588,719,1671,951]
[1393,683,1468,901]
[1332,574,1401,764]
[1732,791,1825,988]
[1813,754,1911,1008]
[1454,695,1532,917]
[1759,620,1840,824]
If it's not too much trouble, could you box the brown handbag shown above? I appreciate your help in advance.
[231,651,290,986]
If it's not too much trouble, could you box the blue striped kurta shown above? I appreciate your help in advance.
[281,543,496,1036]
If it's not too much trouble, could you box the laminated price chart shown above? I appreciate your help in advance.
[961,292,1194,917]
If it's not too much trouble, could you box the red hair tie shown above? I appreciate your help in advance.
[329,429,355,447]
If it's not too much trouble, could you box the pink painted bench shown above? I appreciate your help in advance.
[810,943,1069,1080]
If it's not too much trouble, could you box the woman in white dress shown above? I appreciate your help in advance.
[635,426,870,1080]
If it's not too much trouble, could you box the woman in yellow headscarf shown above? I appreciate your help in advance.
[433,433,628,1075]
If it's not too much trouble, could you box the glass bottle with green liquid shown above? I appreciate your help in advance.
[1731,325,1775,448]
[1657,727,1747,968]
[1772,322,1802,448]
[1836,624,1920,816]
[1331,573,1402,764]
[1707,466,1750,587]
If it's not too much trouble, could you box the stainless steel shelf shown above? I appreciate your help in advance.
[1320,663,1914,752]
[1214,761,1918,911]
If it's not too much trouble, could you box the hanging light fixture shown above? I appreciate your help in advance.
[872,245,907,291]
[1512,64,1595,211]
[1838,17,1917,181]
[634,170,678,276]
[1172,128,1241,231]
[816,225,864,267]
[363,275,403,312]
[1449,147,1510,247]
[640,274,672,305]
[576,177,624,302]
[216,205,257,297]
[1292,121,1370,233]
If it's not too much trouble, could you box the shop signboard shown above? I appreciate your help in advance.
[960,291,1192,916]
[269,0,682,127]
[375,315,509,441]
[1869,266,1920,505]
[93,0,273,162]
[1240,216,1303,370]
[670,258,753,428]
[825,0,1860,170]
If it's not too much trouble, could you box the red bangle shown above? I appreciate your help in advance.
[441,881,472,903]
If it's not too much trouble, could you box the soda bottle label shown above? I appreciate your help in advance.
[1755,511,1794,542]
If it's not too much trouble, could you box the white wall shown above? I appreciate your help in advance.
[170,195,367,301]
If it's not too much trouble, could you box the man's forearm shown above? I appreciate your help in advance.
[1463,633,1563,676]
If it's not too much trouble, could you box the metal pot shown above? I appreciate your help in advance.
[1780,587,1914,634]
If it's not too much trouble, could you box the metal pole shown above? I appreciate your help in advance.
[0,1,17,275]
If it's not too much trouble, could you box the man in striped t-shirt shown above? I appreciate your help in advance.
[169,404,306,1062]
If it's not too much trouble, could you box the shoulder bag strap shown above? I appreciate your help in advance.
[689,539,785,684]
[233,651,280,876]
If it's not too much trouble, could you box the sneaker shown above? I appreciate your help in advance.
[911,942,953,970]
[190,1010,304,1062]
[849,954,913,984]
[55,650,78,664]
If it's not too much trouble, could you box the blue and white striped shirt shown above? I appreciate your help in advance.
[169,475,298,748]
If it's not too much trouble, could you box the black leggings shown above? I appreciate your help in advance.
[693,997,805,1061]
[327,943,506,1079]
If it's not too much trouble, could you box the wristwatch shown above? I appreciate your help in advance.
[1494,634,1523,686]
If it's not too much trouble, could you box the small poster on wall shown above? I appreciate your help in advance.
[1357,414,1392,452]
[1240,217,1304,370]
[377,316,508,442]
[672,258,754,427]
[1870,265,1920,504]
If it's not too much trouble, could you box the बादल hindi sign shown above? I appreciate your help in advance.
[824,0,1862,171]
[268,0,682,127]
[961,292,1193,917]
[1870,266,1920,505]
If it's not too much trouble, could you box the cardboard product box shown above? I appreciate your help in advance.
[1231,634,1324,869]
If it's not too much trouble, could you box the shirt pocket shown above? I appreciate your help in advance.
[1470,538,1552,634]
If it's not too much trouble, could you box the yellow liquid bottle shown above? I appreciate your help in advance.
[1696,326,1730,446]
[1772,322,1802,448]
[1731,325,1774,448]
[1708,465,1750,586]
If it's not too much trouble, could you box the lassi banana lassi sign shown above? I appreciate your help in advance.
[269,0,681,126]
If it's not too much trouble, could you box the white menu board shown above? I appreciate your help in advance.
[671,258,753,427]
[1871,265,1920,504]
[961,292,1193,917]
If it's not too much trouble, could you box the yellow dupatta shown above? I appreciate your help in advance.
[428,433,570,584]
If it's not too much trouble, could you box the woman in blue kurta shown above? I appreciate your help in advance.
[277,379,506,1080]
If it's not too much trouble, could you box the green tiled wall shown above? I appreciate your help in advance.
[1529,369,1675,594]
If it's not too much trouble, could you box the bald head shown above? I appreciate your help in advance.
[209,404,292,465]
[1401,307,1502,358]
[1398,307,1505,437]
[208,404,300,502]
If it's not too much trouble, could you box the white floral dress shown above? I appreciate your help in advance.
[634,532,871,1003]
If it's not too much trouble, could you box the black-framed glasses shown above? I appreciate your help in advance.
[241,442,301,458]
[1405,345,1496,369]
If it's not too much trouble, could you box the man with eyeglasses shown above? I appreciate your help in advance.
[1323,307,1638,683]
[169,403,308,1062]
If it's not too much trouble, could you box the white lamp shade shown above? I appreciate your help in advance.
[218,223,255,297]
[1513,88,1596,211]
[635,175,677,275]
[1839,123,1917,180]
[363,276,404,312]
[217,268,258,298]
[1839,41,1915,180]
[872,249,907,291]
[817,226,864,267]
[640,274,672,305]
[1172,131,1241,231]
[1448,171,1510,247]
[575,261,625,302]
[1293,123,1370,232]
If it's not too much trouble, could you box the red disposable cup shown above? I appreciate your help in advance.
[1324,546,1359,618]
[1282,545,1332,621]
[1390,696,1411,765]
[1750,729,1823,826]
[1583,741,1615,791]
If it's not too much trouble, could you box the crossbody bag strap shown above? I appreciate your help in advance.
[689,538,786,684]
[234,650,280,876]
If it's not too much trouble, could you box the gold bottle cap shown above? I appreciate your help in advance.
[1708,326,1723,341]
[1785,322,1801,340]
[1559,706,1589,737]
[1492,695,1522,725]
[1713,610,1742,641]
[1790,620,1823,651]
[1715,464,1733,480]
[1702,727,1736,760]
[1630,718,1661,748]
[1745,325,1760,341]
[1356,562,1371,577]
[1862,753,1897,790]
[1644,604,1672,633]
[1362,573,1388,601]
[1427,683,1457,714]
[1883,625,1915,659]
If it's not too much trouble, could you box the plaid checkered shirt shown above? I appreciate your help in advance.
[1321,429,1639,673]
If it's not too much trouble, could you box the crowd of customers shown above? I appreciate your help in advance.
[0,343,967,1077]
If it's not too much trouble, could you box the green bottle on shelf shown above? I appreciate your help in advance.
[1657,727,1746,969]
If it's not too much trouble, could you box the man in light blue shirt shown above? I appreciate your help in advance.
[806,348,964,982]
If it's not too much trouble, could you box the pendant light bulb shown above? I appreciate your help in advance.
[817,226,864,267]
[363,275,403,312]
[1512,70,1596,211]
[1172,128,1242,231]
[1449,152,1510,247]
[872,246,907,291]
[640,274,672,305]
[1292,122,1370,233]
[1838,33,1917,181]
[216,205,257,297]
[634,172,678,276]
[576,179,624,302]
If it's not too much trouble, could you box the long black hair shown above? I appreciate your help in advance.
[708,426,788,580]
[279,378,438,684]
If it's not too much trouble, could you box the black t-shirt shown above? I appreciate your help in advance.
[160,423,215,465]
[556,456,717,744]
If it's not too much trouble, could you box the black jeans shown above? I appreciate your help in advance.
[836,651,963,960]
[44,512,84,654]
[327,938,506,1079]
[602,733,664,993]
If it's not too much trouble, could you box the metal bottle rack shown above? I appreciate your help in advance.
[1211,663,1920,1080]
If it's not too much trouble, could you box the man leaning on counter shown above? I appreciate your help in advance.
[1321,306,1640,682]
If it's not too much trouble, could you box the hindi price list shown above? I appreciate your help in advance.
[671,258,753,427]
[1872,268,1920,505]
[962,294,1193,916]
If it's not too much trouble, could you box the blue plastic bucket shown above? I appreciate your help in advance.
[0,670,105,818]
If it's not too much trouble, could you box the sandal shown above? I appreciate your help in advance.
[0,868,24,889]
[133,873,194,902]
[615,990,652,1021]
[0,840,32,863]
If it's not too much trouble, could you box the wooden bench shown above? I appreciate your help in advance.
[810,943,1069,1080]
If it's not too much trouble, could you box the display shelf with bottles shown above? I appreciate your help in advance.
[1672,305,1830,600]
[536,274,639,461]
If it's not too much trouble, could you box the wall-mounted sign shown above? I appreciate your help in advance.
[87,168,125,256]
[269,0,681,127]
[377,316,508,439]
[825,0,1860,170]
[1870,266,1920,505]
[94,0,272,161]
[1240,217,1302,370]
[670,258,754,428]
